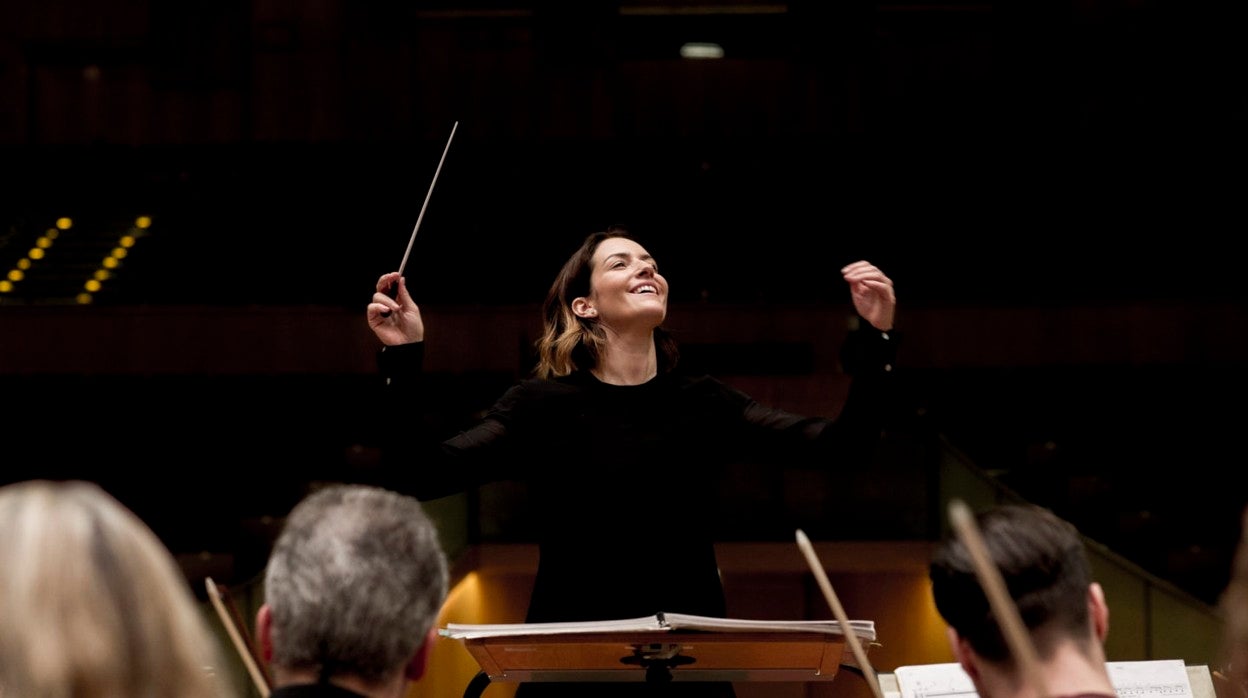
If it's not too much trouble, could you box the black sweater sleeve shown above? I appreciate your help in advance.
[373,342,516,499]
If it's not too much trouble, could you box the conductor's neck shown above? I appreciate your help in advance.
[593,332,658,385]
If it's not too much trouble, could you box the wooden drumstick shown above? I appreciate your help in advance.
[795,529,885,698]
[206,577,272,697]
[948,499,1049,698]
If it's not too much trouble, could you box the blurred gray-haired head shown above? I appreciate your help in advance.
[264,484,449,683]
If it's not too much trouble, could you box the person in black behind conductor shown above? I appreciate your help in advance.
[365,225,899,696]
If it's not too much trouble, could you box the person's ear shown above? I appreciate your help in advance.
[571,297,597,319]
[947,626,980,682]
[1089,582,1110,642]
[404,626,439,681]
[256,604,275,663]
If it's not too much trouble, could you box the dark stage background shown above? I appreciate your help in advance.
[2,1,1247,607]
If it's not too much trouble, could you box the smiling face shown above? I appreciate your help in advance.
[574,236,668,332]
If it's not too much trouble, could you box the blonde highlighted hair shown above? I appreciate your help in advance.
[0,480,234,698]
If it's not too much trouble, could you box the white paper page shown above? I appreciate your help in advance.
[1107,659,1194,698]
[660,612,877,641]
[893,659,1195,698]
[440,615,662,640]
[894,662,976,698]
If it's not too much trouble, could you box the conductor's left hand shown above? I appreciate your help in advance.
[842,261,896,332]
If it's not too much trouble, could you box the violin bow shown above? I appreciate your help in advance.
[795,529,885,698]
[206,577,273,697]
[948,499,1049,698]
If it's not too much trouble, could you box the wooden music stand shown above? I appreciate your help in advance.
[451,629,872,697]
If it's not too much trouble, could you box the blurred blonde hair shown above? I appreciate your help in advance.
[0,480,234,698]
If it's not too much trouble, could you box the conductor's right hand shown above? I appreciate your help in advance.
[368,272,424,346]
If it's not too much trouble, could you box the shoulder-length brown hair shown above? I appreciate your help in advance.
[533,226,679,378]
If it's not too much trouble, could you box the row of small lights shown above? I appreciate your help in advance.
[0,215,152,304]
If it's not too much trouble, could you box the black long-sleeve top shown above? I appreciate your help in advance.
[377,325,898,625]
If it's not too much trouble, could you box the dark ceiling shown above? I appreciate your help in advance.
[2,0,1246,307]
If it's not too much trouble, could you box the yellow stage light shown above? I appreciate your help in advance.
[84,279,101,292]
[56,217,72,230]
[94,270,111,281]
[136,216,152,228]
[76,293,93,304]
[120,235,136,247]
[29,249,44,260]
[17,258,31,269]
[103,257,119,269]
[111,247,128,259]
[0,281,11,293]
[7,270,23,282]
[36,236,52,248]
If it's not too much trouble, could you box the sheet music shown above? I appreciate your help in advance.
[894,663,976,698]
[1107,659,1193,698]
[893,660,1194,698]
[442,612,876,641]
